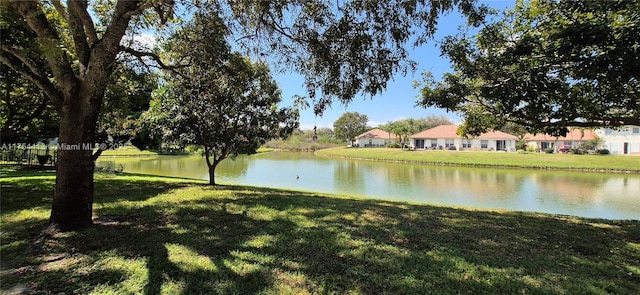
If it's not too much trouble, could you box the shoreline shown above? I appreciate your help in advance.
[315,147,640,174]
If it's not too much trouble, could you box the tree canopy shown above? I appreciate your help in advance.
[146,11,298,185]
[0,4,58,143]
[333,112,369,145]
[417,0,640,136]
[379,115,453,146]
[227,0,488,114]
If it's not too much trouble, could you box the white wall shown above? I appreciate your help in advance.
[412,138,515,151]
[355,138,395,147]
[596,126,640,155]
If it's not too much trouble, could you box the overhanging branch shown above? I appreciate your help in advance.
[12,0,78,97]
[119,46,189,72]
[68,0,99,46]
[0,54,63,112]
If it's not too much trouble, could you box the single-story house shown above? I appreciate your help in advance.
[595,125,640,155]
[353,128,398,147]
[524,128,598,152]
[410,125,518,151]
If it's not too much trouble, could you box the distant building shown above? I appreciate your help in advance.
[410,125,517,151]
[353,129,398,147]
[596,126,640,155]
[524,128,599,152]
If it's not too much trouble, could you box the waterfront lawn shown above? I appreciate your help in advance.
[316,147,640,172]
[100,146,158,157]
[1,170,639,294]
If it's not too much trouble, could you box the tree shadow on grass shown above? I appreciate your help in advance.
[3,181,640,294]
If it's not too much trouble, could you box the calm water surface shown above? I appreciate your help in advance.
[97,152,640,220]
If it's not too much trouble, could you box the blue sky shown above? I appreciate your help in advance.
[275,0,515,130]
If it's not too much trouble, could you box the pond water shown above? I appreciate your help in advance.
[97,152,640,220]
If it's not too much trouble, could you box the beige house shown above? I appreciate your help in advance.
[524,128,598,152]
[410,125,518,151]
[353,128,398,147]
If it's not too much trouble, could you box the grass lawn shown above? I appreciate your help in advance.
[99,146,158,157]
[316,147,640,172]
[1,168,639,294]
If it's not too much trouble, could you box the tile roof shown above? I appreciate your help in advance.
[356,128,395,139]
[410,125,517,140]
[524,128,598,141]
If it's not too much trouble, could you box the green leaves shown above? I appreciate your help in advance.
[418,0,640,136]
[228,0,489,115]
[149,12,299,173]
[333,112,368,143]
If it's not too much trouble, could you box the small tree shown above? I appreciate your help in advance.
[333,112,369,146]
[151,14,298,184]
[386,120,413,148]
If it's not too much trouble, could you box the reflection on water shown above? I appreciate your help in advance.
[97,152,640,220]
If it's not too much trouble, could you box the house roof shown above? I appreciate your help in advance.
[410,125,518,140]
[356,128,394,140]
[524,128,598,141]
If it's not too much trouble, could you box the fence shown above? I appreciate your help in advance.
[0,146,57,166]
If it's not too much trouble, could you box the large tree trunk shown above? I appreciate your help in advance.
[10,0,148,231]
[48,91,98,231]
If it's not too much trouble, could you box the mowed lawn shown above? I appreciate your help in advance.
[1,169,639,294]
[316,147,640,172]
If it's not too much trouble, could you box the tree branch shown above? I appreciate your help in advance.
[92,148,103,161]
[66,2,92,74]
[100,0,142,55]
[68,0,99,46]
[119,46,183,70]
[1,45,47,79]
[50,0,68,21]
[12,0,78,98]
[0,54,63,112]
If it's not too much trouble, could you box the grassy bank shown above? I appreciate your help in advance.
[316,147,640,172]
[99,146,159,157]
[1,170,639,294]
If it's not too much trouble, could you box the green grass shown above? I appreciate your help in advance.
[316,147,640,172]
[1,168,639,294]
[99,146,159,157]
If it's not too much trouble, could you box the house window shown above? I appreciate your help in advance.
[430,139,437,148]
[480,140,488,149]
[445,139,454,148]
[541,142,549,150]
[540,142,555,150]
[633,128,639,134]
[462,139,472,148]
[415,139,425,149]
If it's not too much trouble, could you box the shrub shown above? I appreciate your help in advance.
[544,148,554,154]
[597,149,610,155]
[386,142,402,148]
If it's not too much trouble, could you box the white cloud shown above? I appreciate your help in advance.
[121,33,158,51]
